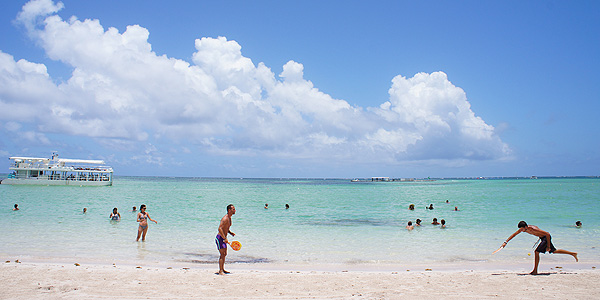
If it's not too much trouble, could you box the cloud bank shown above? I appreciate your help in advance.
[0,0,510,170]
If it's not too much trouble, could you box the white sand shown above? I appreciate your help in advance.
[1,260,599,299]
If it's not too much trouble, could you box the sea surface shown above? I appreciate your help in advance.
[1,176,599,269]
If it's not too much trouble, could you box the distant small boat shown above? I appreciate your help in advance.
[1,152,113,186]
[350,178,360,182]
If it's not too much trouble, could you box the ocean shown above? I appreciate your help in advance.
[1,177,598,269]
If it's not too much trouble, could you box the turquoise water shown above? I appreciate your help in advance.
[1,177,599,268]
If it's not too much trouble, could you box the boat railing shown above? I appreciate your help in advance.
[7,173,111,181]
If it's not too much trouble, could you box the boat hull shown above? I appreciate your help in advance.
[1,178,112,186]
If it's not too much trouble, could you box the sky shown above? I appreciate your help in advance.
[0,0,599,178]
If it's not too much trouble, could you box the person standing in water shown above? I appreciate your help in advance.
[109,207,121,221]
[136,204,157,241]
[499,221,578,275]
[216,204,236,275]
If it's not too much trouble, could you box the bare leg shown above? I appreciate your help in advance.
[553,249,578,262]
[141,227,148,241]
[136,226,142,241]
[530,251,540,275]
[218,248,229,275]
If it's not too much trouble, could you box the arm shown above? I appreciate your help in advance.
[502,229,523,247]
[146,213,157,224]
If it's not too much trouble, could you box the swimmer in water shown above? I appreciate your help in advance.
[406,221,414,230]
[440,219,446,228]
[575,221,582,228]
[415,219,422,226]
[83,207,87,214]
[13,204,19,211]
[109,207,121,221]
[432,218,440,225]
[136,204,157,241]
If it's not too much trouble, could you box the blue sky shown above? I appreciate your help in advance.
[0,0,598,178]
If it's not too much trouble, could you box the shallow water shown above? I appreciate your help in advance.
[1,177,598,267]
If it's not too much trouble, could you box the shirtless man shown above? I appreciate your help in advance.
[216,204,236,275]
[500,221,578,275]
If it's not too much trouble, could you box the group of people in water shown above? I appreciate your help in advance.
[264,203,290,209]
[81,204,157,242]
[406,217,447,230]
[406,200,455,230]
[102,205,157,241]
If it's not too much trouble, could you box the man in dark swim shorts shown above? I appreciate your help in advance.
[500,221,578,275]
[216,204,236,275]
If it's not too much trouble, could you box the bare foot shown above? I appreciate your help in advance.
[574,253,578,262]
[217,270,231,275]
[530,271,538,275]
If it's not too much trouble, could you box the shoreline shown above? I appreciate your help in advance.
[2,260,599,299]
[3,253,595,273]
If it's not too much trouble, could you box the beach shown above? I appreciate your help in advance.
[1,260,599,299]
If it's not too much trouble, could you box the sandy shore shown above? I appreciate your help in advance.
[1,260,599,299]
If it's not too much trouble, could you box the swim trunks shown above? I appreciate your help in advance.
[535,236,556,253]
[215,234,227,250]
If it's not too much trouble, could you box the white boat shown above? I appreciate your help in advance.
[2,153,113,186]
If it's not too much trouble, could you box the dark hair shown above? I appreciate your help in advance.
[227,204,234,212]
[433,218,437,221]
[14,204,18,208]
[518,220,527,228]
[408,221,412,225]
[113,207,118,211]
[416,218,421,223]
[576,221,582,226]
[441,219,446,225]
[140,204,146,210]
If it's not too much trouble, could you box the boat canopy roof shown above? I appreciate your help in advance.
[9,156,106,165]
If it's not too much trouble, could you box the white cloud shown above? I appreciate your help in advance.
[0,0,511,168]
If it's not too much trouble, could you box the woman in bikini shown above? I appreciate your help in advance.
[136,204,157,241]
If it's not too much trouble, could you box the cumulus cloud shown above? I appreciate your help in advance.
[0,0,511,168]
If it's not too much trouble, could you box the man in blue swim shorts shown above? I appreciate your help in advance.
[216,204,236,275]
[500,221,578,275]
